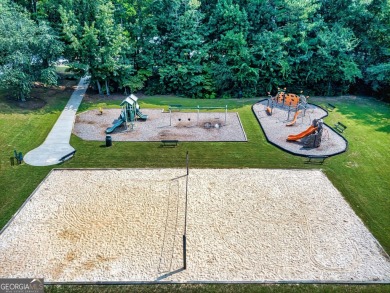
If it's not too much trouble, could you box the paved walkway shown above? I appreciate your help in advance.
[24,77,90,166]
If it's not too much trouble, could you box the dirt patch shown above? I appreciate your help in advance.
[83,90,126,103]
[6,96,47,110]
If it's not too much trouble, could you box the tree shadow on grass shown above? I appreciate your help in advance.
[0,79,78,115]
[316,96,390,134]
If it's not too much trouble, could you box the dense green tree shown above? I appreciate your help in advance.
[151,0,209,97]
[319,0,390,97]
[22,0,390,98]
[305,24,361,95]
[11,0,37,14]
[207,0,258,97]
[59,0,127,95]
[0,0,63,100]
[242,0,361,95]
[358,0,390,99]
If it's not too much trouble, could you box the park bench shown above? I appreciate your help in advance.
[306,155,328,164]
[169,104,182,112]
[334,122,347,133]
[326,103,336,111]
[161,140,179,147]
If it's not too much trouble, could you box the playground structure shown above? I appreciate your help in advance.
[252,99,347,157]
[286,110,302,126]
[74,108,247,142]
[287,119,324,148]
[167,105,228,128]
[266,88,309,122]
[105,94,148,134]
[302,119,324,148]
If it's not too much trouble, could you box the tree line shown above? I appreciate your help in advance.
[1,0,389,100]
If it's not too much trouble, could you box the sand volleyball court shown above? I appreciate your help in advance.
[0,169,389,283]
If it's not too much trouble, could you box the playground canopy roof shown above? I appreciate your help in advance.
[120,94,138,106]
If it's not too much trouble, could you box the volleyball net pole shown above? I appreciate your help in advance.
[183,151,189,269]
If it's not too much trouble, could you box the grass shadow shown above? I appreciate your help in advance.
[312,96,390,134]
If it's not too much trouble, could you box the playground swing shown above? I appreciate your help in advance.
[169,113,189,128]
[213,110,225,122]
[168,105,228,127]
[176,116,194,127]
[177,117,192,121]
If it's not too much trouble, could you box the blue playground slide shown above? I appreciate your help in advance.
[136,109,148,120]
[105,118,125,134]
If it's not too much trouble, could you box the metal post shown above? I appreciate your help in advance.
[183,151,189,269]
[123,105,128,130]
[225,105,227,125]
[169,109,172,126]
[287,103,291,121]
[183,235,187,269]
[186,151,189,176]
[197,106,199,126]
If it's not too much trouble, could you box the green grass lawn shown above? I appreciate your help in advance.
[45,284,390,293]
[0,85,389,292]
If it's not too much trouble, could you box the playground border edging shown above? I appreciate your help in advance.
[235,112,248,142]
[74,109,248,143]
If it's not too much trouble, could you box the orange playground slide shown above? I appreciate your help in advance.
[287,125,317,141]
[286,110,301,126]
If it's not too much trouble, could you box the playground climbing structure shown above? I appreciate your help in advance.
[266,88,309,121]
[252,99,348,157]
[106,94,148,134]
[287,119,324,148]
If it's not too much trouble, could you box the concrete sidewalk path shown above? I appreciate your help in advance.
[24,77,90,166]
